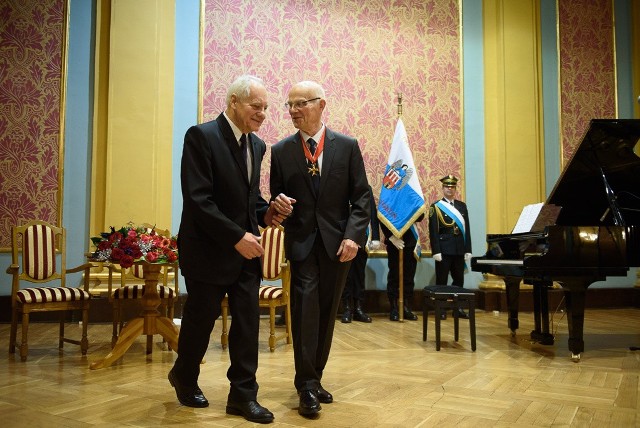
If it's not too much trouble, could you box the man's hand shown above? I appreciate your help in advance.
[464,253,472,262]
[234,232,264,259]
[337,238,359,262]
[272,193,296,217]
[388,235,405,250]
[433,253,442,262]
[264,202,287,226]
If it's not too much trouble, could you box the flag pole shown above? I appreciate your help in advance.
[397,93,404,322]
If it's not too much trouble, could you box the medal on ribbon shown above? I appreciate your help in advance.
[301,130,325,177]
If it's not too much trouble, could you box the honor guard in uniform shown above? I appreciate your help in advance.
[428,175,472,318]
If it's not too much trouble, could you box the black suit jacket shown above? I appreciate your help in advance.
[428,199,472,256]
[270,127,370,261]
[178,113,268,283]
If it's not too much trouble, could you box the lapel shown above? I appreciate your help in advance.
[217,114,250,186]
[318,127,337,195]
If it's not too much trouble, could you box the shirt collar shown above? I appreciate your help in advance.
[224,111,244,144]
[300,123,325,143]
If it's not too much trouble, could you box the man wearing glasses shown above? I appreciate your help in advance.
[269,81,370,417]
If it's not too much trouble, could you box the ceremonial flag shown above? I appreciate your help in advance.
[377,118,426,240]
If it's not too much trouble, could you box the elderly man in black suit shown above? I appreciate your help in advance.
[269,80,370,417]
[168,75,284,424]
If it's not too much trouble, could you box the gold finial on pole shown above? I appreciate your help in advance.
[397,93,403,117]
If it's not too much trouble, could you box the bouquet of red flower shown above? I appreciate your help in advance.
[91,225,178,268]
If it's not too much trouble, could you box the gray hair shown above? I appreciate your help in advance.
[226,75,265,106]
[293,80,326,99]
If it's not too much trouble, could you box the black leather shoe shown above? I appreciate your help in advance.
[316,385,333,403]
[226,399,274,424]
[389,308,399,321]
[403,307,418,321]
[353,307,372,323]
[168,368,209,408]
[298,389,321,416]
[341,308,352,323]
[456,308,469,319]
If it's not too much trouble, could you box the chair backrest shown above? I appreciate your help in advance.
[11,220,65,285]
[261,226,286,281]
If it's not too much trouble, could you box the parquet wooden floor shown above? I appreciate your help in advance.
[0,308,639,427]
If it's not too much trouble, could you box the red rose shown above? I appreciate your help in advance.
[145,252,159,262]
[120,254,135,268]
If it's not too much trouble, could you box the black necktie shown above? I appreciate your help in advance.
[307,138,320,194]
[240,134,248,167]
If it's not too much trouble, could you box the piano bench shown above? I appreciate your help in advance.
[422,285,476,351]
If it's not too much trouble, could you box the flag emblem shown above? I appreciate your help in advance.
[382,159,412,190]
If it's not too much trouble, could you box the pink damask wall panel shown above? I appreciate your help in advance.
[202,0,462,245]
[0,0,64,249]
[559,0,616,165]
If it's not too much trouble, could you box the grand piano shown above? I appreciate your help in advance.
[472,119,640,361]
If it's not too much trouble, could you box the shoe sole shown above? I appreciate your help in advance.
[298,405,321,416]
[226,406,274,423]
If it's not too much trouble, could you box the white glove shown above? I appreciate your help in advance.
[368,240,381,251]
[433,253,442,262]
[464,253,472,262]
[388,235,405,250]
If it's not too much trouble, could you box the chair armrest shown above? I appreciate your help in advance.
[6,264,19,274]
[66,262,97,274]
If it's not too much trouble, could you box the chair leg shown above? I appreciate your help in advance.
[167,300,174,351]
[268,306,276,352]
[434,303,442,351]
[81,307,89,355]
[9,307,18,354]
[284,304,292,345]
[20,312,29,361]
[469,299,477,352]
[221,304,229,350]
[146,335,153,354]
[59,311,65,349]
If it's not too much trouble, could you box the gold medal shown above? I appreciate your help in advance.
[308,162,320,176]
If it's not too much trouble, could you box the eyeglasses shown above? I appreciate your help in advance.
[284,97,321,110]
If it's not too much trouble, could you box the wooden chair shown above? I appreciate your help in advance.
[7,220,93,361]
[221,225,292,352]
[106,225,179,353]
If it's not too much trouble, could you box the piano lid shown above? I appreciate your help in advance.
[547,119,640,226]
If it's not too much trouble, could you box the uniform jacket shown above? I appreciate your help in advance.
[428,199,472,256]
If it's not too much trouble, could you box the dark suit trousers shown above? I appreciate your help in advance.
[435,254,465,287]
[342,247,367,302]
[290,235,351,392]
[173,260,261,401]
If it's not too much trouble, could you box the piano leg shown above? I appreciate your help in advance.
[530,280,554,345]
[504,277,521,336]
[564,287,586,362]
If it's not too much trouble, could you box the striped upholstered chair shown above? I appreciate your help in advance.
[7,220,93,361]
[221,225,292,352]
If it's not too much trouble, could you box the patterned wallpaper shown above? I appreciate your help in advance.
[559,0,616,165]
[202,0,463,245]
[0,0,64,249]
